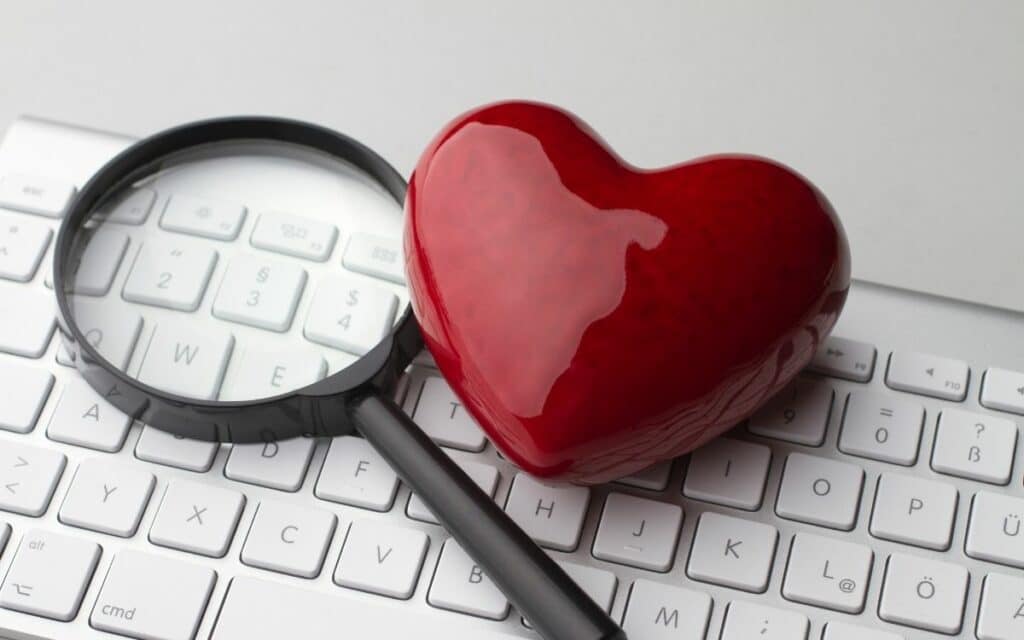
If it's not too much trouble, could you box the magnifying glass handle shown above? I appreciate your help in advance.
[349,393,627,640]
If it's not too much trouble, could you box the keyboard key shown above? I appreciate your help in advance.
[160,192,247,240]
[522,561,617,628]
[823,622,904,640]
[621,579,712,640]
[250,211,337,261]
[122,240,218,311]
[981,367,1024,415]
[686,512,778,593]
[91,549,216,640]
[592,492,682,571]
[428,538,510,620]
[342,233,405,284]
[137,323,235,400]
[149,481,245,558]
[0,361,53,433]
[886,350,970,401]
[221,347,327,400]
[225,436,316,492]
[0,442,65,516]
[838,391,924,465]
[810,336,877,382]
[412,376,487,451]
[98,187,155,225]
[870,472,958,550]
[0,173,75,218]
[0,529,100,621]
[775,453,864,530]
[614,460,673,491]
[878,553,969,634]
[720,600,808,640]
[315,435,399,511]
[683,437,771,510]
[213,254,307,332]
[46,378,132,451]
[69,228,129,295]
[59,459,155,537]
[213,576,524,640]
[932,409,1017,484]
[407,455,497,524]
[135,426,219,473]
[334,520,428,599]
[68,297,143,370]
[241,499,337,578]
[304,276,398,356]
[504,473,590,551]
[748,377,834,446]
[0,287,55,357]
[0,522,9,555]
[0,213,51,282]
[782,533,873,613]
[966,491,1024,568]
[977,572,1024,640]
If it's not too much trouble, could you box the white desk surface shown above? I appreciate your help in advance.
[1,0,1021,312]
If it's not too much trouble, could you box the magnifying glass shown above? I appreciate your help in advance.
[54,117,625,640]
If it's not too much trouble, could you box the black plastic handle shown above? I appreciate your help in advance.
[349,393,626,640]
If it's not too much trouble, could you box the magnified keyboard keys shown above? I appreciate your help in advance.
[250,211,337,262]
[0,213,51,282]
[720,601,808,640]
[878,553,969,634]
[67,298,143,371]
[122,241,218,311]
[870,473,958,550]
[221,347,327,400]
[160,193,247,240]
[46,378,132,451]
[99,188,155,225]
[315,436,400,511]
[966,491,1024,568]
[304,276,397,355]
[0,287,55,357]
[428,538,510,620]
[932,409,1017,484]
[621,579,712,640]
[886,350,970,401]
[149,481,245,558]
[412,376,487,451]
[91,549,216,640]
[137,323,234,400]
[342,233,405,284]
[0,529,100,621]
[0,361,53,433]
[749,377,834,446]
[0,442,65,516]
[810,336,877,382]
[838,391,924,465]
[70,228,129,295]
[213,254,306,331]
[0,173,75,218]
[241,499,337,578]
[58,458,155,537]
[334,520,428,599]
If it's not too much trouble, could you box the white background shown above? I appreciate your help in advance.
[1,0,1022,310]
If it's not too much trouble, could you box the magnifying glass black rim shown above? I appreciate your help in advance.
[54,116,422,442]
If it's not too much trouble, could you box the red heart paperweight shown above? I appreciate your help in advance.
[405,101,850,484]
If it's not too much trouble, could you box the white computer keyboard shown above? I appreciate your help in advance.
[1,117,1023,640]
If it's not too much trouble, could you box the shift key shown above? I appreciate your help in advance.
[91,549,216,640]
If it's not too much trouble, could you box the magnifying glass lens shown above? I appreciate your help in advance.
[63,140,407,403]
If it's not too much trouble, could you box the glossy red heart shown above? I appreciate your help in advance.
[405,101,850,484]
